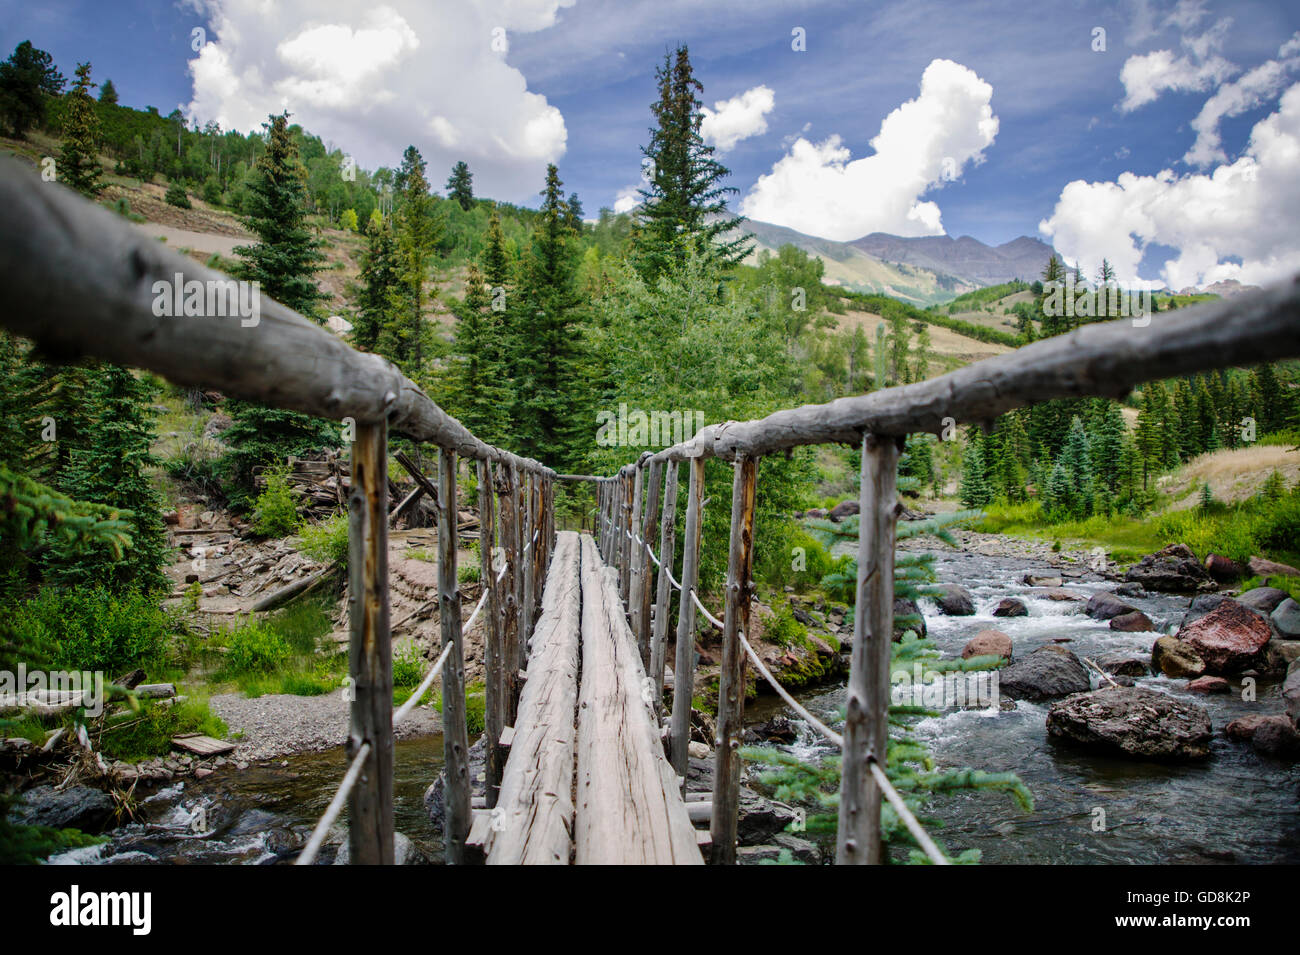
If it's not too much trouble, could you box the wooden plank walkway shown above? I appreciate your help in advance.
[484,531,701,865]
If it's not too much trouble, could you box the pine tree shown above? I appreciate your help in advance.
[449,262,511,442]
[385,145,442,375]
[45,365,169,594]
[511,163,585,464]
[224,112,334,499]
[351,214,399,353]
[887,313,912,385]
[911,324,933,382]
[482,208,510,289]
[98,77,118,105]
[564,192,584,232]
[446,160,474,211]
[634,44,750,281]
[1038,255,1067,338]
[1252,364,1285,435]
[59,62,103,196]
[959,432,991,508]
[0,40,64,139]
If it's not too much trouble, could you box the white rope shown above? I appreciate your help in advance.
[392,641,454,726]
[869,760,950,865]
[689,588,724,631]
[295,741,371,866]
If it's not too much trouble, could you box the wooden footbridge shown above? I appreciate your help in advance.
[3,155,1300,864]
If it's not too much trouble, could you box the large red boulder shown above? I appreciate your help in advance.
[1178,601,1273,674]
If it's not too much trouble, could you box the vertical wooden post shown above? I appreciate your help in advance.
[522,470,536,653]
[619,469,634,603]
[496,464,521,724]
[514,468,529,671]
[710,454,758,866]
[478,458,504,808]
[438,447,471,864]
[668,455,706,776]
[635,461,662,668]
[597,481,609,556]
[346,421,393,865]
[627,463,646,643]
[649,461,678,700]
[837,434,900,865]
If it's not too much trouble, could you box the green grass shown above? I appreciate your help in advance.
[209,596,342,697]
[431,680,486,734]
[96,696,228,763]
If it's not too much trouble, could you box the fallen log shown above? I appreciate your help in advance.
[248,563,337,612]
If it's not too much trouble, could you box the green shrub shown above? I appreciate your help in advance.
[434,681,486,735]
[765,603,809,648]
[297,514,349,566]
[222,621,291,673]
[164,180,191,209]
[458,562,482,585]
[252,466,300,537]
[392,643,425,688]
[12,586,172,675]
[98,696,228,762]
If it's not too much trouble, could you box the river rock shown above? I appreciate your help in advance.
[1152,636,1205,678]
[1181,593,1235,627]
[827,500,859,522]
[8,785,115,832]
[1044,589,1085,602]
[1224,713,1276,741]
[1086,592,1138,621]
[935,585,975,616]
[1023,573,1063,588]
[992,597,1028,618]
[1187,675,1229,694]
[1178,601,1273,674]
[999,645,1090,702]
[962,630,1012,661]
[333,831,423,865]
[1124,543,1214,593]
[737,833,823,865]
[1046,686,1212,760]
[893,597,926,640]
[1251,716,1300,759]
[1110,610,1155,632]
[744,715,799,745]
[1247,556,1300,578]
[1271,598,1300,639]
[1284,659,1300,728]
[1237,586,1289,614]
[1098,654,1149,677]
[1204,553,1243,583]
[804,508,827,519]
[1115,582,1145,598]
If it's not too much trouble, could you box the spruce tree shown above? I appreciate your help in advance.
[224,112,334,500]
[46,365,169,594]
[959,432,991,508]
[59,62,103,197]
[385,145,442,375]
[449,262,511,442]
[98,77,118,105]
[634,44,750,281]
[446,160,474,211]
[511,163,585,464]
[351,214,399,353]
[0,40,64,139]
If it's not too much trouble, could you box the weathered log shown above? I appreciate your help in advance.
[574,534,701,865]
[487,532,582,865]
[669,456,706,776]
[438,448,472,864]
[346,421,394,865]
[248,564,336,612]
[837,435,901,865]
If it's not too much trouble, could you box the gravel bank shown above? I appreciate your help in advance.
[210,688,442,761]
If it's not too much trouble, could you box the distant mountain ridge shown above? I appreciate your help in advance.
[848,232,1056,288]
[737,217,1057,306]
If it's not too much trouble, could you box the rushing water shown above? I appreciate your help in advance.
[44,547,1300,865]
[757,547,1300,864]
[48,737,445,865]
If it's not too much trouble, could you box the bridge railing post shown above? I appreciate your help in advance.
[649,461,678,703]
[522,471,536,654]
[438,447,472,864]
[837,434,900,864]
[631,460,659,662]
[479,459,505,808]
[620,468,637,604]
[497,464,521,724]
[346,420,394,864]
[668,455,705,777]
[710,455,758,865]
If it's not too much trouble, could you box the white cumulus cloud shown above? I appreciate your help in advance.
[184,0,573,201]
[739,59,998,241]
[1184,33,1300,166]
[1040,82,1300,290]
[700,85,774,152]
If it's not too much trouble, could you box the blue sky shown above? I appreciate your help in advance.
[3,0,1298,288]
